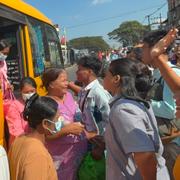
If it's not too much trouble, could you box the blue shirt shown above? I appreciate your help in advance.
[151,62,180,119]
[172,137,180,146]
[105,97,167,180]
[78,79,111,135]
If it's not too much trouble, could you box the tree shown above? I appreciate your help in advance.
[68,36,110,52]
[108,20,149,46]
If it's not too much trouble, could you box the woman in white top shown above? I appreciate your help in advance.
[0,145,10,180]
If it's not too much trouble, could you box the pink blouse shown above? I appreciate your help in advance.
[0,60,13,99]
[4,99,28,146]
[46,92,87,180]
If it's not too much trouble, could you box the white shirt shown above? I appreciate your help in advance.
[79,79,98,110]
[78,79,111,134]
[0,145,10,180]
[83,79,98,91]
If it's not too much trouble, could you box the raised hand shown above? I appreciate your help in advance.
[151,28,178,58]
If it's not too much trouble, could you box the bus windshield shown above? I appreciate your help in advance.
[27,17,63,77]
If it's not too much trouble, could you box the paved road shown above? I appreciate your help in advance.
[65,64,77,82]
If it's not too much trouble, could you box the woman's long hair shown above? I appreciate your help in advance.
[109,58,152,108]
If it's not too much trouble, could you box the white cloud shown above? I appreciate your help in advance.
[91,0,112,5]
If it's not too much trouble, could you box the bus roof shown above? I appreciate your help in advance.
[0,0,52,25]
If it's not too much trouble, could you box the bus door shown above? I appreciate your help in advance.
[0,24,25,92]
[0,16,26,146]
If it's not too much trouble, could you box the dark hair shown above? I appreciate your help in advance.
[132,47,143,61]
[109,58,151,108]
[133,61,153,98]
[42,68,65,90]
[143,30,167,47]
[19,77,37,90]
[77,56,102,76]
[0,40,10,51]
[126,47,133,54]
[23,94,58,129]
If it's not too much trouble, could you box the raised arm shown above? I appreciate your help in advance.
[154,55,180,93]
[151,28,180,93]
[68,81,81,95]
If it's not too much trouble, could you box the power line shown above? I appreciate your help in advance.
[144,2,167,29]
[141,17,147,24]
[146,2,167,17]
[66,3,167,29]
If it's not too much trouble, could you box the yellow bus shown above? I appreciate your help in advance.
[0,0,64,146]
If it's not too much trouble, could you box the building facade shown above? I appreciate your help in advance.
[167,0,180,28]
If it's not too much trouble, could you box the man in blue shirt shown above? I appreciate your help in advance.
[142,30,180,180]
[142,30,180,124]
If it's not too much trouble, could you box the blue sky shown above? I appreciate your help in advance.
[25,0,168,45]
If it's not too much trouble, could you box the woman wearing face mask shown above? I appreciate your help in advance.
[8,94,59,180]
[4,77,37,147]
[42,68,87,180]
[0,39,12,99]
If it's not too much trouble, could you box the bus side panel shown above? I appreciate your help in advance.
[20,26,28,77]
[24,26,34,77]
[0,88,4,146]
[24,26,46,96]
[34,77,47,96]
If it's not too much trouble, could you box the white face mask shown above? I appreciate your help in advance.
[22,92,35,101]
[44,118,63,134]
[0,52,7,61]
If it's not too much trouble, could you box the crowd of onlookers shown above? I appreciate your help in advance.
[0,28,180,180]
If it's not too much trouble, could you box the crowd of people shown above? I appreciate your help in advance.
[0,28,180,180]
[97,47,130,62]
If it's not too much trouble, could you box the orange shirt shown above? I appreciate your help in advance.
[8,135,57,180]
[174,155,180,180]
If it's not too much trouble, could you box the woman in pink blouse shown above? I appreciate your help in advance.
[42,68,87,180]
[0,39,12,100]
[4,77,37,147]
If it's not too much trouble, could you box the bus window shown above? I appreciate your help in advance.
[45,24,63,67]
[27,17,46,76]
[4,32,20,90]
[27,17,63,77]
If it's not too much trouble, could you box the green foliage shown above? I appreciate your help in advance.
[108,20,149,46]
[68,36,110,52]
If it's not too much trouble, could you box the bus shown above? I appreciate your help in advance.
[0,0,64,146]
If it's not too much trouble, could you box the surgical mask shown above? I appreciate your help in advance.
[0,52,7,61]
[22,92,35,101]
[45,119,63,134]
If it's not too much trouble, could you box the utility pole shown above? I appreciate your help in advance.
[147,15,151,30]
[150,14,163,30]
[159,13,162,29]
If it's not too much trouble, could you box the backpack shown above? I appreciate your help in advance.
[146,76,164,101]
[146,66,180,101]
[146,66,180,140]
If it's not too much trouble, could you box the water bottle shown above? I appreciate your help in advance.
[74,107,84,140]
[74,107,82,122]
